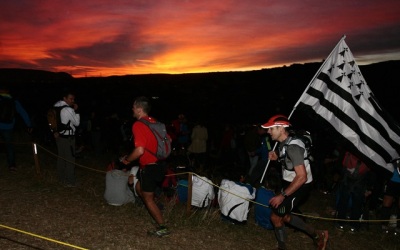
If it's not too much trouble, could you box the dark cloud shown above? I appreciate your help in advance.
[1,1,400,77]
[37,34,168,67]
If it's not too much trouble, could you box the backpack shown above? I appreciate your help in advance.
[0,96,16,123]
[138,118,172,160]
[47,105,70,133]
[279,130,313,170]
[290,129,313,161]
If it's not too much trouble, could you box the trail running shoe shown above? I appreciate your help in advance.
[315,230,328,250]
[147,227,170,238]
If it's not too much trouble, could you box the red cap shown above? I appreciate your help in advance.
[261,115,291,129]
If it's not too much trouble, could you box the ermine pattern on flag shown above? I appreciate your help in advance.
[295,37,400,175]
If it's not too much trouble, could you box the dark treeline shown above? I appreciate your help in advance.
[1,60,399,134]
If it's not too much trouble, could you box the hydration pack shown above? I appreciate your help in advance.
[138,118,172,160]
[279,130,313,171]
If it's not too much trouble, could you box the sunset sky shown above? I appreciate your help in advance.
[1,0,400,78]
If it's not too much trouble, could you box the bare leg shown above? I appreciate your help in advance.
[136,181,164,225]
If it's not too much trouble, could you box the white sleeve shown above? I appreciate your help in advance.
[60,107,80,127]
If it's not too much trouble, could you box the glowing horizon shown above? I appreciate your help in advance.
[1,0,400,78]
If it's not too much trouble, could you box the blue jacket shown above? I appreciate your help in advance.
[0,94,32,130]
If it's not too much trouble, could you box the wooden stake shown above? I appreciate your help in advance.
[186,172,193,214]
[32,143,41,176]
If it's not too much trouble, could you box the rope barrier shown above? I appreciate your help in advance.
[171,172,400,224]
[6,139,400,224]
[0,224,89,250]
[1,141,101,249]
[289,212,399,223]
[2,140,400,249]
[33,143,400,224]
[35,144,107,174]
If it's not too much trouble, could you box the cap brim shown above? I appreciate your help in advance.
[261,122,276,129]
[261,123,290,129]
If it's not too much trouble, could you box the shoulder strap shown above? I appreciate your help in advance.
[288,136,305,148]
[137,119,158,157]
[280,136,309,163]
[138,118,150,126]
[59,105,72,131]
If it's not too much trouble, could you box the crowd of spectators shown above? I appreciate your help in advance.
[3,88,399,247]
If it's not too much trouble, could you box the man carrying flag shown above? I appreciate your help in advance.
[263,115,328,250]
[259,35,400,249]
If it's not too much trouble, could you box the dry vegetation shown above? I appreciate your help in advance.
[1,136,400,250]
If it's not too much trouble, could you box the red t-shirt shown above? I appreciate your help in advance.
[132,116,158,168]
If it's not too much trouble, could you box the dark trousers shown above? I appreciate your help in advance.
[336,180,365,229]
[56,136,76,185]
[0,129,15,168]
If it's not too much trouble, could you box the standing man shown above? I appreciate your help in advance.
[187,120,208,171]
[0,85,32,172]
[262,115,328,250]
[121,96,170,237]
[335,151,371,232]
[54,90,80,187]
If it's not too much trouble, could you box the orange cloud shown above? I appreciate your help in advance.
[1,0,400,77]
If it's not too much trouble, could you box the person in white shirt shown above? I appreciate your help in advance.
[53,90,80,187]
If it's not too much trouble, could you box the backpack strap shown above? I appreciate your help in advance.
[137,119,158,157]
[227,202,244,217]
[279,136,310,171]
[201,193,209,208]
[59,105,73,134]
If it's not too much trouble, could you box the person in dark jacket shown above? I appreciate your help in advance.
[0,85,32,172]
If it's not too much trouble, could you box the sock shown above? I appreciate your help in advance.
[274,226,287,249]
[288,215,316,237]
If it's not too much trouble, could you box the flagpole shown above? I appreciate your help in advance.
[259,35,346,184]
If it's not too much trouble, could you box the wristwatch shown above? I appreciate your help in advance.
[281,189,288,198]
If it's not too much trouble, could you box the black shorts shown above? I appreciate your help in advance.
[384,180,400,197]
[272,183,312,217]
[138,163,167,193]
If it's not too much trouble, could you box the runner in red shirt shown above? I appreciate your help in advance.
[122,96,170,237]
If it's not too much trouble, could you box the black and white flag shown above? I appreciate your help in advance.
[294,36,400,175]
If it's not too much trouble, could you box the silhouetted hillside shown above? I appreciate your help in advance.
[1,61,399,127]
